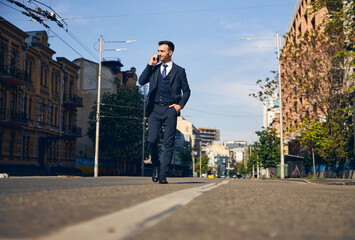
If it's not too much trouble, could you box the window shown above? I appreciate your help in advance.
[22,135,26,158]
[10,49,18,74]
[44,67,47,87]
[40,66,44,86]
[0,43,6,67]
[40,65,48,87]
[26,59,33,82]
[10,91,15,113]
[28,97,32,120]
[0,131,3,157]
[26,136,30,157]
[52,72,55,93]
[54,107,57,126]
[311,16,316,29]
[0,89,4,110]
[24,95,27,118]
[9,132,15,158]
[39,102,45,122]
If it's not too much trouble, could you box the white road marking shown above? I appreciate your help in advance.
[40,180,230,240]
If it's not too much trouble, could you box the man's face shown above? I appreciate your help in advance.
[158,44,172,63]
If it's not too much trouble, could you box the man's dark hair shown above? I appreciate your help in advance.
[159,40,175,52]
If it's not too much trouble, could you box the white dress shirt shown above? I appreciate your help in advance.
[160,61,173,76]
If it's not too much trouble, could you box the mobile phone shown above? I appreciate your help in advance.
[156,56,159,62]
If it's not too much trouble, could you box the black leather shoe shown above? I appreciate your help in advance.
[159,177,168,184]
[152,167,159,183]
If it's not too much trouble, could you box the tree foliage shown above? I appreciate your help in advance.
[195,154,210,175]
[87,87,147,173]
[250,1,354,169]
[255,127,281,168]
[177,143,193,176]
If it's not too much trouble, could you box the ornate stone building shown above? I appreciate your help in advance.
[0,17,82,175]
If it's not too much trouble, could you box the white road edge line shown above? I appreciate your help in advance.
[39,180,230,240]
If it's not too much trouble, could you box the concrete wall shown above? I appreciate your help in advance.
[73,58,116,159]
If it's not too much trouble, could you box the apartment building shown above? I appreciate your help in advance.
[280,0,328,155]
[263,94,279,128]
[206,142,229,176]
[0,17,82,175]
[176,116,201,158]
[197,127,220,149]
[73,58,137,170]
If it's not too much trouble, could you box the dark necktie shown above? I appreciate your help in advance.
[162,64,168,78]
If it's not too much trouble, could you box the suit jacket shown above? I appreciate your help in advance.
[139,62,191,117]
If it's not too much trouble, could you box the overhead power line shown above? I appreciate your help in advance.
[0,1,20,12]
[2,0,100,61]
[47,4,295,21]
[48,28,84,57]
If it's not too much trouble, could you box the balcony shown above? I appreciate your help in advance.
[63,94,83,107]
[0,109,27,127]
[63,125,82,137]
[0,65,31,86]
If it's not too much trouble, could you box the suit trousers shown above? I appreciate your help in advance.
[147,104,178,177]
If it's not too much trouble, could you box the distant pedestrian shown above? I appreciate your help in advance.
[139,41,191,184]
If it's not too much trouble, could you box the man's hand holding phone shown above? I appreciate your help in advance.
[149,55,160,66]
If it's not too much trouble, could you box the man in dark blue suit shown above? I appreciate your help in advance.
[139,41,191,184]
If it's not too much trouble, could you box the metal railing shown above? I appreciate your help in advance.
[0,65,30,83]
[63,94,83,107]
[0,109,27,124]
[63,125,82,136]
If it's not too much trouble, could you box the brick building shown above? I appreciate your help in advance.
[280,0,328,156]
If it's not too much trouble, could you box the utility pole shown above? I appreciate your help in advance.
[141,86,146,177]
[93,36,136,178]
[199,141,202,178]
[94,36,103,178]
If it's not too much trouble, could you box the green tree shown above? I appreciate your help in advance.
[177,143,193,176]
[195,154,209,176]
[256,127,281,168]
[299,120,326,178]
[87,87,147,175]
[250,1,354,171]
[236,162,246,175]
[246,143,260,178]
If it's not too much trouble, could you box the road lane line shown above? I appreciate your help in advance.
[40,180,229,240]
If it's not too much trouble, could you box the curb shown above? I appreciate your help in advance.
[0,173,9,178]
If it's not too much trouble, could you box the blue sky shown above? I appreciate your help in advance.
[0,0,296,143]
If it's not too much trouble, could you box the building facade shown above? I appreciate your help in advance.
[0,18,82,174]
[280,0,328,156]
[206,142,229,176]
[174,116,201,176]
[73,58,137,175]
[176,116,201,159]
[263,94,279,128]
[197,127,220,149]
[224,141,248,163]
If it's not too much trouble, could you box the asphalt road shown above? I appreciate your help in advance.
[0,177,354,240]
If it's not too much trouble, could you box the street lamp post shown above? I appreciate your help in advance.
[199,141,202,178]
[241,33,285,179]
[275,32,285,179]
[93,36,136,178]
